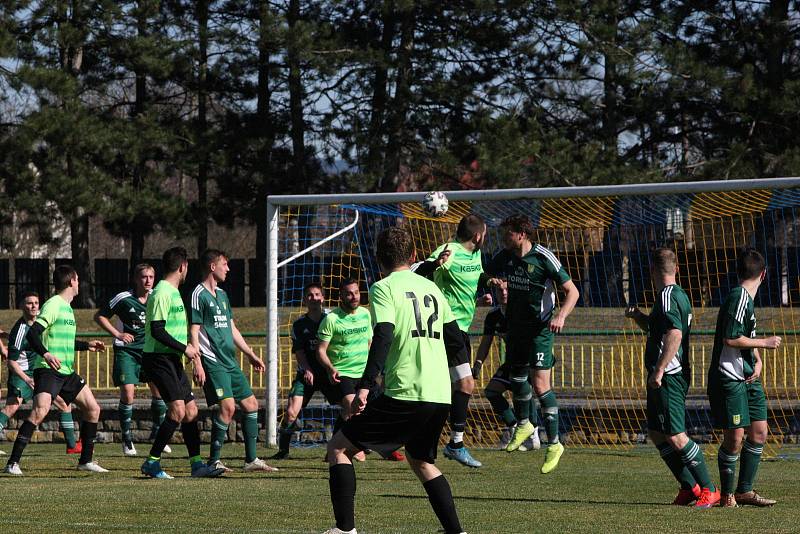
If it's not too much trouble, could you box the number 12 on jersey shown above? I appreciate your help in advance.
[406,292,441,339]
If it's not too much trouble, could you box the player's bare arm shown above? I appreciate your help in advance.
[550,279,579,333]
[472,333,494,378]
[8,359,34,387]
[724,335,781,350]
[94,311,134,344]
[648,329,682,389]
[231,320,264,372]
[625,306,650,331]
[317,340,339,383]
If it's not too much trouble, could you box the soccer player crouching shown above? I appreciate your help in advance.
[5,265,107,475]
[626,248,719,508]
[191,249,276,473]
[272,282,328,459]
[323,226,466,534]
[708,248,778,507]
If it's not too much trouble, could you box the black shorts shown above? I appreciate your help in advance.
[32,368,86,404]
[341,395,450,464]
[142,353,195,404]
[447,330,472,382]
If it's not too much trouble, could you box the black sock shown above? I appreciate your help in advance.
[181,421,201,459]
[278,425,292,453]
[149,417,179,459]
[423,475,462,534]
[448,390,470,447]
[329,463,356,531]
[78,422,98,465]
[9,420,35,465]
[333,416,344,435]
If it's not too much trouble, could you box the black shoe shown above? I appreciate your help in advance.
[269,450,289,460]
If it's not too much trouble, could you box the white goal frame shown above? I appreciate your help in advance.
[264,177,800,446]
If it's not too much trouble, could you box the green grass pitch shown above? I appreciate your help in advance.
[0,444,796,533]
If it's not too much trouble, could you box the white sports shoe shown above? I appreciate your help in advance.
[0,449,7,455]
[77,462,109,473]
[123,442,137,457]
[322,528,357,534]
[208,459,233,473]
[243,458,278,472]
[163,444,172,454]
[4,462,22,475]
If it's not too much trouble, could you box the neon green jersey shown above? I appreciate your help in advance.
[427,241,483,332]
[317,306,372,378]
[369,269,454,404]
[32,295,77,375]
[144,280,188,355]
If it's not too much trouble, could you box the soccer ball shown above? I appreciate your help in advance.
[422,191,449,217]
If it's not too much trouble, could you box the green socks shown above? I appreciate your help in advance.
[510,375,532,423]
[119,402,134,443]
[243,411,259,463]
[0,412,8,432]
[60,412,77,448]
[538,390,559,445]
[737,440,763,494]
[151,398,167,435]
[717,445,739,494]
[657,442,696,490]
[210,415,229,462]
[680,440,714,491]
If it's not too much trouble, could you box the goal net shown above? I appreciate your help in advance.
[265,178,800,456]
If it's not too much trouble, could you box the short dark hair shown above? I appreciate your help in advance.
[200,248,227,274]
[19,291,39,304]
[339,278,359,292]
[376,226,415,269]
[162,246,189,274]
[303,282,324,297]
[53,264,77,291]
[456,213,486,242]
[651,248,677,275]
[500,214,534,238]
[737,247,765,281]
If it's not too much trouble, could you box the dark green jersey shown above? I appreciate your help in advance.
[32,295,77,375]
[98,290,148,352]
[291,313,326,376]
[426,241,483,332]
[644,284,692,375]
[8,317,39,373]
[190,283,238,372]
[369,269,454,404]
[710,286,757,381]
[499,244,571,329]
[144,280,188,356]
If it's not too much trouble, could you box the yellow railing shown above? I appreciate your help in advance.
[5,339,797,396]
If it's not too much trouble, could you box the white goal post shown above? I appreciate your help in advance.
[264,177,800,447]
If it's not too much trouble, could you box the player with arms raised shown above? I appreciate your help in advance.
[626,248,718,508]
[494,214,579,474]
[708,248,779,507]
[413,213,492,468]
[323,226,467,534]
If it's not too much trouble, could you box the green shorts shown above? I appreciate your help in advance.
[708,377,767,429]
[203,366,254,405]
[7,373,34,403]
[113,348,147,386]
[646,373,688,435]
[507,325,556,370]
